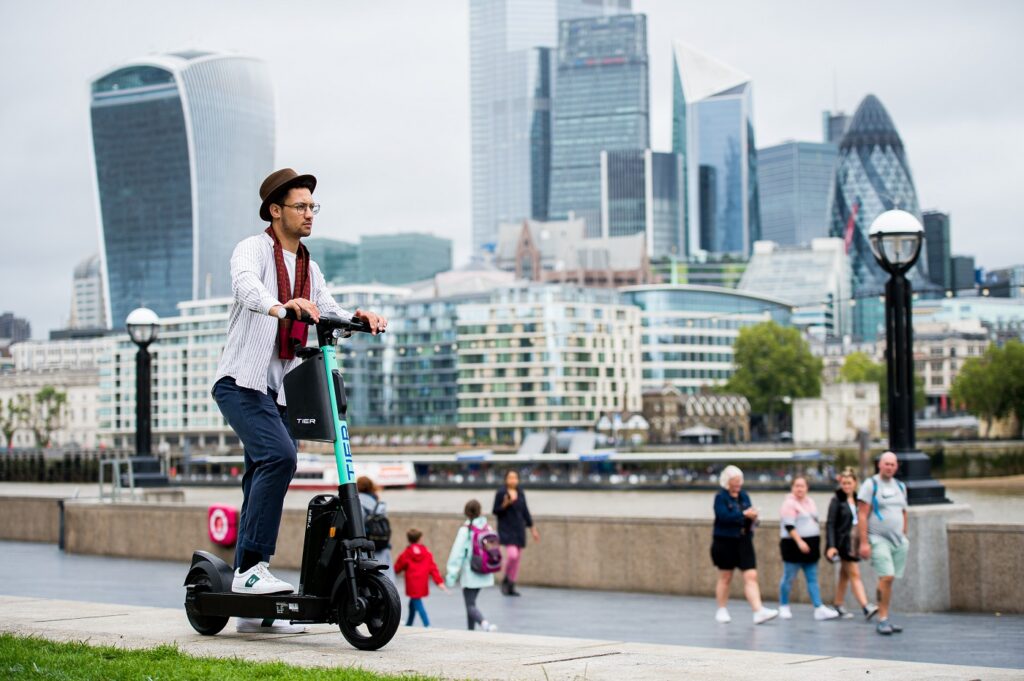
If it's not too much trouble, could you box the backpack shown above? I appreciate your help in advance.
[469,522,502,574]
[364,501,391,551]
[869,476,907,521]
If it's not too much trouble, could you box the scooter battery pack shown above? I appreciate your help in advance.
[299,494,342,595]
[284,354,337,442]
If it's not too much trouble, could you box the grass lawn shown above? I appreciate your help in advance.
[0,633,441,681]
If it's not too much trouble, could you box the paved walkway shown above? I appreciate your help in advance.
[2,595,1019,681]
[2,541,1022,673]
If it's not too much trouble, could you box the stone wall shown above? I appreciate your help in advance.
[948,522,1024,613]
[3,497,1019,613]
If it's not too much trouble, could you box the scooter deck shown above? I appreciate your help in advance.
[190,590,332,622]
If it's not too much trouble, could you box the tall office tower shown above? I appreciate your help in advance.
[757,141,838,246]
[829,94,931,298]
[90,51,274,328]
[69,254,107,330]
[304,238,360,285]
[672,41,760,256]
[822,111,850,144]
[0,313,31,343]
[548,12,649,238]
[922,211,952,291]
[951,255,976,293]
[599,149,684,256]
[358,233,453,286]
[470,0,631,254]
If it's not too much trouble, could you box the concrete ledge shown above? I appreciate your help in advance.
[0,497,61,543]
[949,522,1024,613]
[0,595,1016,681]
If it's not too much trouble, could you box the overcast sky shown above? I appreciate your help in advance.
[2,0,1022,338]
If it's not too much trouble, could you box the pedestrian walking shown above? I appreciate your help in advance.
[857,452,909,635]
[493,470,540,596]
[358,475,396,583]
[777,476,839,621]
[445,499,499,631]
[394,528,448,627]
[825,467,879,620]
[711,465,779,625]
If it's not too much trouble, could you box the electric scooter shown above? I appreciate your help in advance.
[184,310,401,650]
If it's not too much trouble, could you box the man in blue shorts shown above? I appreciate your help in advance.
[857,451,909,635]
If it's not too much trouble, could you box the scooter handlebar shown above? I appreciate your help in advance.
[281,308,382,335]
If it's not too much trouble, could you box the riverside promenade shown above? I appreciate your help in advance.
[3,595,1021,681]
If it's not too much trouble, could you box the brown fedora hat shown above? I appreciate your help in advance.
[259,168,317,222]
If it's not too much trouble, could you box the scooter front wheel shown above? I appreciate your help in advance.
[184,567,229,636]
[337,571,401,650]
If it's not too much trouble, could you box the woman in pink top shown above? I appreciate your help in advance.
[777,476,839,621]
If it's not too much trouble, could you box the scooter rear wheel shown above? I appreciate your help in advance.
[337,571,401,650]
[184,567,229,636]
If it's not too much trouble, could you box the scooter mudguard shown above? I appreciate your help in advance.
[185,550,234,592]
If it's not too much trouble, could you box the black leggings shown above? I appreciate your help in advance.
[462,588,485,630]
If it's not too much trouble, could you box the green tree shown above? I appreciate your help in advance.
[952,340,1024,438]
[28,385,67,448]
[838,351,925,413]
[725,321,821,436]
[1,396,30,450]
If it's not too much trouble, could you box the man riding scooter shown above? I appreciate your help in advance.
[211,168,386,633]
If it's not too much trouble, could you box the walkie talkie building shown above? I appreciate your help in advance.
[90,51,274,328]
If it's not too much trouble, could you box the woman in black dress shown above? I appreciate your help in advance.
[492,470,540,596]
[826,467,878,619]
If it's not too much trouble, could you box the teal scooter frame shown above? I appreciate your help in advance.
[184,311,401,650]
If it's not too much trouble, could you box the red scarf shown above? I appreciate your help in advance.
[265,226,311,359]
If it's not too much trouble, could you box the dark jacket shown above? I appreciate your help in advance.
[713,489,754,538]
[826,489,858,559]
[493,486,533,547]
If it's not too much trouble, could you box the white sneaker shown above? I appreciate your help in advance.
[236,617,309,634]
[232,562,295,595]
[481,620,498,632]
[778,605,793,619]
[814,605,840,621]
[715,607,731,623]
[753,607,779,625]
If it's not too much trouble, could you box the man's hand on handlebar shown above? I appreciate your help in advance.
[272,298,320,323]
[353,308,388,335]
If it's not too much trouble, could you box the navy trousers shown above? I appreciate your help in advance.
[213,377,297,568]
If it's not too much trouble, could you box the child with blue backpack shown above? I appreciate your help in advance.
[445,499,502,631]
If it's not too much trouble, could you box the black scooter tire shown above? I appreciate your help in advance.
[184,567,229,636]
[337,571,401,650]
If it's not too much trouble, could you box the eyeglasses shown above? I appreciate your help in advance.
[280,202,320,215]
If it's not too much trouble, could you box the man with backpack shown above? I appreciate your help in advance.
[857,451,909,635]
[357,476,395,584]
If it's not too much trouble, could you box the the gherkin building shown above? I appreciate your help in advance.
[829,95,933,297]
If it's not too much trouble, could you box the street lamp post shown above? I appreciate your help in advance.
[126,307,160,456]
[868,210,948,504]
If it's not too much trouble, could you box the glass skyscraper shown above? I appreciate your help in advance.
[829,94,931,302]
[90,51,274,328]
[922,210,952,291]
[470,0,631,254]
[672,41,760,257]
[548,13,649,237]
[358,233,453,286]
[600,149,684,256]
[757,141,838,246]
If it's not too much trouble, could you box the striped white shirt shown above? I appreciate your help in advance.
[212,232,351,406]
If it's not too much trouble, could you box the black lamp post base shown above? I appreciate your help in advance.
[894,449,949,505]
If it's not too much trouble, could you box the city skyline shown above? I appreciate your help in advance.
[2,0,1022,337]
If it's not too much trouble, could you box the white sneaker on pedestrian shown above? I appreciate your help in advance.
[231,562,295,595]
[236,617,309,634]
[814,605,840,621]
[778,605,792,619]
[481,620,498,632]
[753,607,779,625]
[715,607,731,623]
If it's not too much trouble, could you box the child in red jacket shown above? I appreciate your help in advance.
[394,528,447,626]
